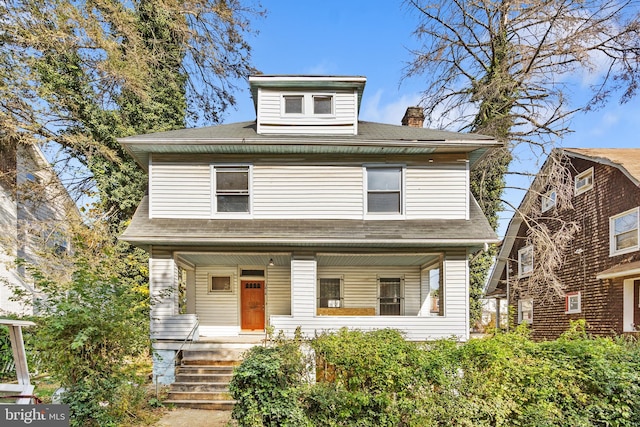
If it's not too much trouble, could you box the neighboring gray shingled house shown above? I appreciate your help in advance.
[118,75,501,384]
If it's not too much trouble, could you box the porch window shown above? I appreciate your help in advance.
[378,277,403,315]
[214,166,250,213]
[610,207,639,256]
[428,264,444,316]
[318,277,342,308]
[366,167,403,214]
[518,298,533,324]
[210,275,232,292]
[518,245,534,278]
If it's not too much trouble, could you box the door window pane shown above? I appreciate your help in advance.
[379,277,401,315]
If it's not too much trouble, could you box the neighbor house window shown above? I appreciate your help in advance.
[214,166,250,213]
[565,292,581,314]
[518,299,533,324]
[366,167,403,214]
[541,190,557,213]
[318,277,343,308]
[610,207,639,256]
[210,275,232,292]
[284,95,303,114]
[313,95,333,114]
[574,167,594,195]
[378,277,403,315]
[518,245,534,278]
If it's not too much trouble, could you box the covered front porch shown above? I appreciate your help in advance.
[150,249,470,344]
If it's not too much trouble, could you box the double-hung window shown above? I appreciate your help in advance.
[574,168,594,195]
[541,190,557,212]
[518,299,533,324]
[518,245,534,278]
[366,167,403,215]
[565,292,581,314]
[378,277,403,315]
[214,166,250,213]
[610,207,639,256]
[318,277,342,308]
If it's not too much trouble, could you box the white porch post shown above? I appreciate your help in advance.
[291,257,317,318]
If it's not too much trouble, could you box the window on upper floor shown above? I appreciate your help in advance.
[541,189,557,213]
[378,276,403,315]
[214,165,250,213]
[318,277,343,308]
[518,298,533,324]
[284,95,303,114]
[574,167,594,195]
[366,167,403,215]
[282,94,334,116]
[565,291,581,314]
[610,207,639,256]
[313,95,333,114]
[518,245,534,278]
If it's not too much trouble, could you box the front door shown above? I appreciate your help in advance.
[241,280,265,330]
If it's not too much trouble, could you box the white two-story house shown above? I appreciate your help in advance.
[119,75,500,380]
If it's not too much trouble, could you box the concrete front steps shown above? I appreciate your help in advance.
[164,347,250,410]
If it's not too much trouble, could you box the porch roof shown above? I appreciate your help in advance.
[120,196,499,250]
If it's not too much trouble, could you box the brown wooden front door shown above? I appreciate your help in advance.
[241,280,265,330]
[634,280,640,328]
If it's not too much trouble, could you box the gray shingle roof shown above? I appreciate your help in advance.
[121,196,499,250]
[119,121,499,170]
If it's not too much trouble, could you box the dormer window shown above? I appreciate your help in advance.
[313,95,333,114]
[574,167,593,195]
[284,96,303,114]
[282,94,334,117]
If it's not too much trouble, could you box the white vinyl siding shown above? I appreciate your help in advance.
[256,88,358,135]
[149,162,469,220]
[195,266,239,327]
[149,249,178,318]
[150,162,211,218]
[405,163,468,219]
[266,265,291,317]
[271,251,470,341]
[291,259,317,317]
[252,165,363,219]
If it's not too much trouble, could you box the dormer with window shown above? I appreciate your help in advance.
[250,75,366,135]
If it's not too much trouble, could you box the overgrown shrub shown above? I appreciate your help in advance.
[229,332,311,426]
[232,323,640,427]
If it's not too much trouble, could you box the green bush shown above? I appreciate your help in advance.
[229,334,311,427]
[231,324,640,427]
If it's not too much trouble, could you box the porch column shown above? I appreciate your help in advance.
[291,256,317,318]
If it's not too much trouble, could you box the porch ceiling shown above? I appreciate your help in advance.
[176,252,439,267]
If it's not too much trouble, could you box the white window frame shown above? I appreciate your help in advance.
[518,245,534,278]
[377,276,404,316]
[574,167,594,195]
[565,291,581,314]
[281,93,335,117]
[541,189,557,213]
[317,276,344,308]
[610,207,640,256]
[211,164,252,218]
[208,274,233,293]
[364,165,405,218]
[518,298,533,324]
[282,94,304,115]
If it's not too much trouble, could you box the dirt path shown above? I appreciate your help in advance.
[154,408,232,427]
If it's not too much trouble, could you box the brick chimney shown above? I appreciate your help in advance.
[401,106,425,128]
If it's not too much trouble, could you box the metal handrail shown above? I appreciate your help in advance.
[154,317,200,397]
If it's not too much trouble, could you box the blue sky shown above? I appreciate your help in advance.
[221,1,640,236]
